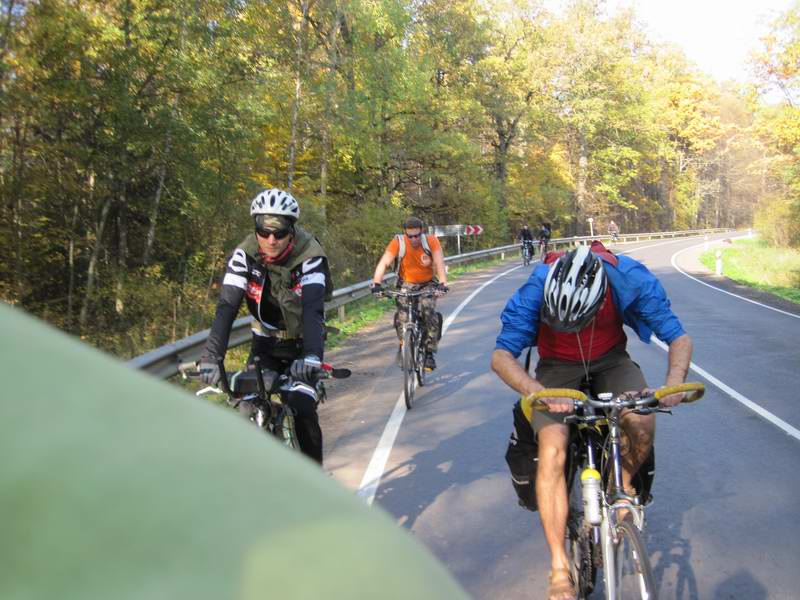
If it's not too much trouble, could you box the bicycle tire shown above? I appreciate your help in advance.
[276,411,300,451]
[403,328,415,409]
[567,465,597,598]
[609,516,656,600]
[416,335,426,387]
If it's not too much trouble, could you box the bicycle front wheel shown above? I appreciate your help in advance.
[416,337,426,387]
[402,328,416,409]
[567,465,597,597]
[609,517,656,600]
[274,411,299,451]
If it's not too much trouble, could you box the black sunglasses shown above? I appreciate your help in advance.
[406,232,422,239]
[256,227,292,240]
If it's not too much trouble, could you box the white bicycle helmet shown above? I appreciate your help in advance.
[250,188,300,221]
[541,245,607,333]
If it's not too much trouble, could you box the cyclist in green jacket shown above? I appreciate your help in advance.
[198,189,333,464]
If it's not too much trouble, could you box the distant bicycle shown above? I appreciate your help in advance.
[180,357,351,449]
[539,236,550,256]
[524,382,705,599]
[521,240,535,266]
[379,286,445,409]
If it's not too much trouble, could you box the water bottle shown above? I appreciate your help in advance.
[581,468,602,525]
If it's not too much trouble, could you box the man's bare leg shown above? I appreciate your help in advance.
[619,411,655,495]
[536,423,575,599]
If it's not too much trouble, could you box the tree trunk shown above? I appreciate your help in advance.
[66,195,80,329]
[115,195,127,316]
[576,130,588,234]
[287,0,311,191]
[11,120,24,301]
[79,195,113,331]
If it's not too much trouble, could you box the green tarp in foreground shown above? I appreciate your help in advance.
[0,303,468,599]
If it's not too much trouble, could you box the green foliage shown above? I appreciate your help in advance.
[0,0,790,356]
[700,239,800,304]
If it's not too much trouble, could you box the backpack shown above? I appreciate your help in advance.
[395,233,432,259]
[394,233,433,281]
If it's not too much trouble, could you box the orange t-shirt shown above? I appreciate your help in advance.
[386,234,442,284]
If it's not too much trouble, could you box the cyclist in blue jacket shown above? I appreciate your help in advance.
[491,242,693,600]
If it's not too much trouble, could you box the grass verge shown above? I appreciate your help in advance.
[699,238,800,304]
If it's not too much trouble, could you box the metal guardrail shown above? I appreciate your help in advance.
[128,227,732,378]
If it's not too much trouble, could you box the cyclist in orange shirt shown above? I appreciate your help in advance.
[371,217,448,370]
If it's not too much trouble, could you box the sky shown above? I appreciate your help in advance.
[607,0,794,82]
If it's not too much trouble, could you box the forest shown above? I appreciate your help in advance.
[1,0,798,356]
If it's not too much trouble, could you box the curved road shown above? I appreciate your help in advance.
[322,233,800,600]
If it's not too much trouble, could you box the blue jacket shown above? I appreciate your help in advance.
[495,254,686,358]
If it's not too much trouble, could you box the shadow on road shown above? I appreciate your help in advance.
[374,411,510,531]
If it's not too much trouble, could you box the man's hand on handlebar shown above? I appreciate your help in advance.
[525,383,574,413]
[290,354,322,384]
[198,358,221,386]
[370,282,384,297]
[435,282,449,295]
[649,386,683,408]
[538,397,574,413]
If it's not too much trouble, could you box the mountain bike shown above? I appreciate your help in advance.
[523,382,705,599]
[179,357,351,449]
[380,286,445,409]
[521,240,534,266]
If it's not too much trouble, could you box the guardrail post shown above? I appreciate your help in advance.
[338,305,346,321]
[715,250,723,276]
[501,252,505,260]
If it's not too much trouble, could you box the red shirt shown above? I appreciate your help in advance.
[537,287,626,361]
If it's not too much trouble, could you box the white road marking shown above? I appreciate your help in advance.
[670,242,800,319]
[650,337,800,442]
[356,264,523,505]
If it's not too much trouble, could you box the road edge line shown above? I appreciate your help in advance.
[651,337,800,442]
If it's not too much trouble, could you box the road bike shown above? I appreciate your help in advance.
[380,287,445,409]
[179,357,351,449]
[524,382,705,599]
[521,241,534,266]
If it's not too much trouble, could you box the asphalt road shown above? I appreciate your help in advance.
[322,233,800,600]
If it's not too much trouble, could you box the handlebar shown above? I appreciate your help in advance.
[378,287,446,299]
[520,382,705,423]
[178,359,351,397]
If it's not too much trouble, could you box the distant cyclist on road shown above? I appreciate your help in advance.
[519,224,535,260]
[538,222,552,255]
[198,188,333,464]
[608,219,620,242]
[491,242,693,600]
[371,216,448,371]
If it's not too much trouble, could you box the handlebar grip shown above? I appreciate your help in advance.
[654,382,705,403]
[528,388,588,402]
[521,388,587,422]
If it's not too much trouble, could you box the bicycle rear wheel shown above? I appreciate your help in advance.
[609,517,656,599]
[402,328,416,409]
